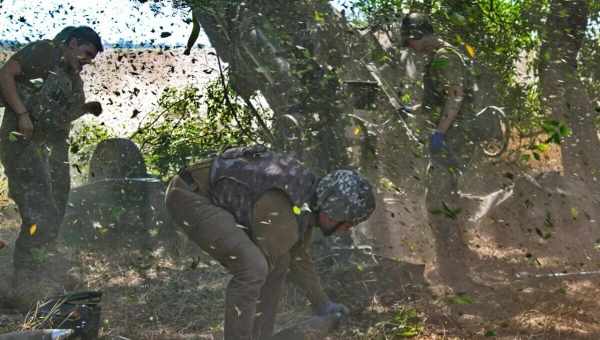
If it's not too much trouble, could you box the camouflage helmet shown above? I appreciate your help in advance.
[400,13,434,47]
[315,170,376,225]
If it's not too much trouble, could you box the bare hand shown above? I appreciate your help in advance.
[17,114,33,139]
[83,101,103,116]
[0,239,6,250]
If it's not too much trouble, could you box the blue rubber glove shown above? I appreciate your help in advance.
[314,301,350,317]
[430,131,446,154]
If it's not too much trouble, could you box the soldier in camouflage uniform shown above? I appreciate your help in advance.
[165,145,376,340]
[0,26,103,300]
[401,13,479,291]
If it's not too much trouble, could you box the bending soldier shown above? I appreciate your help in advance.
[165,145,376,340]
[0,26,103,305]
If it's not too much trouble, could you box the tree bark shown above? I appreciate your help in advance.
[191,1,351,172]
[538,0,600,184]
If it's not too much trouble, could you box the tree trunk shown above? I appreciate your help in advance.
[192,1,351,172]
[538,0,600,185]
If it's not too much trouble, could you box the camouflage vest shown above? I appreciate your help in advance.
[423,44,474,125]
[209,146,318,236]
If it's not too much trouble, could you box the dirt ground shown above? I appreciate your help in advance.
[1,145,600,340]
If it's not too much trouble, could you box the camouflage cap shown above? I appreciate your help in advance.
[315,170,376,225]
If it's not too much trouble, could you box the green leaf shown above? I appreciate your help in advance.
[8,131,18,142]
[559,125,572,137]
[535,143,549,152]
[448,293,474,305]
[313,10,325,24]
[485,330,497,337]
[544,212,554,228]
[570,207,578,220]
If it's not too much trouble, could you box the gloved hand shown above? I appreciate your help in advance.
[314,301,350,317]
[429,131,446,154]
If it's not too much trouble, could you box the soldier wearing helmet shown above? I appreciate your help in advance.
[165,145,375,340]
[401,13,478,292]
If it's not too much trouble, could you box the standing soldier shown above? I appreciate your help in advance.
[165,145,376,340]
[400,13,478,292]
[0,26,103,305]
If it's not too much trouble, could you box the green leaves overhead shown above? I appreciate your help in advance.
[132,82,271,180]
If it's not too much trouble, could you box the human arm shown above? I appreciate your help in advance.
[288,229,348,316]
[433,49,465,133]
[436,83,464,134]
[0,60,33,138]
[0,60,28,115]
[428,49,466,152]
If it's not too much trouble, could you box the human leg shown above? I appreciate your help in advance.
[165,176,269,340]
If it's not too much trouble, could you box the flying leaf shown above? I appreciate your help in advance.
[8,131,19,142]
[314,10,325,24]
[448,293,474,305]
[29,224,37,236]
[570,207,578,220]
[464,43,476,58]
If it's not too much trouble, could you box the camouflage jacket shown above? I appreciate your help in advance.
[423,42,472,127]
[18,65,86,137]
[0,40,85,141]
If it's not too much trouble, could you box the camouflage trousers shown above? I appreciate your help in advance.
[425,127,478,288]
[165,164,288,340]
[0,111,70,269]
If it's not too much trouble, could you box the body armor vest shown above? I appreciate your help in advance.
[207,146,317,236]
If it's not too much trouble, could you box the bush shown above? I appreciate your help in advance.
[133,80,271,180]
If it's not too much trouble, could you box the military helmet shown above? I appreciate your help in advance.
[400,13,434,47]
[315,170,376,225]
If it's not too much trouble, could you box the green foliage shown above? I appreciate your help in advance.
[69,120,115,172]
[485,329,498,337]
[521,118,572,162]
[448,292,475,305]
[133,80,271,180]
[363,307,424,338]
[430,201,461,219]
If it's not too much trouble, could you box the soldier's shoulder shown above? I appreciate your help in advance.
[434,45,464,61]
[16,39,60,54]
[12,39,61,65]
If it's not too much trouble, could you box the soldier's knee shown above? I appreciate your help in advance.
[236,247,269,287]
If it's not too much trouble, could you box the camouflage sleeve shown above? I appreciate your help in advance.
[429,48,466,95]
[288,228,330,308]
[27,67,84,131]
[10,40,61,80]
